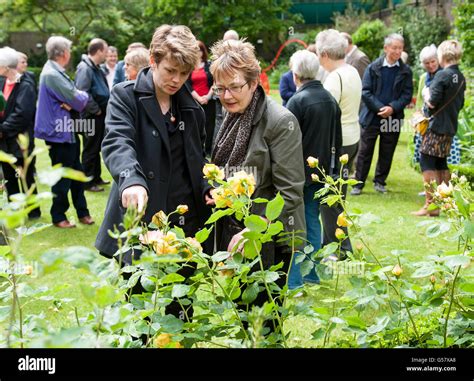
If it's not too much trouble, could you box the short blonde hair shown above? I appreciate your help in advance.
[210,39,260,83]
[124,48,150,72]
[149,25,200,73]
[437,40,462,65]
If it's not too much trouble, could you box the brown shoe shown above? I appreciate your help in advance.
[79,216,95,225]
[86,185,104,192]
[54,220,76,228]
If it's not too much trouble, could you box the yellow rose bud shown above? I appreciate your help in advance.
[24,265,33,275]
[355,242,364,251]
[335,228,345,240]
[217,261,234,277]
[154,333,172,348]
[311,173,319,182]
[392,264,403,278]
[430,275,436,284]
[307,156,318,168]
[339,154,349,165]
[176,204,188,215]
[203,164,225,181]
[336,213,351,227]
[152,211,168,229]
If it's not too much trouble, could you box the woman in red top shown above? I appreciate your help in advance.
[187,41,215,155]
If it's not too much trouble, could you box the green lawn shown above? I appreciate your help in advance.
[14,91,462,345]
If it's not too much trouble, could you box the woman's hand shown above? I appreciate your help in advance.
[227,228,250,253]
[204,189,215,206]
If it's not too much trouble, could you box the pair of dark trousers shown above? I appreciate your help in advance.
[81,113,105,185]
[47,140,90,223]
[2,158,41,218]
[354,123,400,188]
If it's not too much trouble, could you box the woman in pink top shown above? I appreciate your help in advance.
[187,41,215,155]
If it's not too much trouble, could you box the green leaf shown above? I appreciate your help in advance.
[265,193,284,221]
[442,255,470,269]
[454,190,470,217]
[266,221,283,236]
[330,317,345,324]
[205,209,234,224]
[411,265,437,278]
[244,215,267,232]
[311,328,325,340]
[161,273,185,284]
[0,246,11,257]
[264,271,280,283]
[346,316,366,330]
[325,194,340,207]
[242,282,259,304]
[172,284,190,298]
[195,227,211,243]
[464,221,474,240]
[211,251,231,263]
[243,240,261,260]
[62,167,91,182]
[367,316,390,334]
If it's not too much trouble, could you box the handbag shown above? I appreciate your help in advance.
[411,111,429,136]
[412,78,466,136]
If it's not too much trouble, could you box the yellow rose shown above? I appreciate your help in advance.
[186,237,202,253]
[176,204,188,215]
[228,171,256,197]
[154,233,178,255]
[24,265,33,276]
[339,154,349,165]
[336,213,352,227]
[307,156,318,168]
[154,333,172,348]
[203,164,225,181]
[392,264,403,278]
[335,228,346,240]
[311,173,319,182]
[210,187,233,208]
[139,230,164,245]
[355,242,364,252]
[437,182,453,198]
[151,211,168,229]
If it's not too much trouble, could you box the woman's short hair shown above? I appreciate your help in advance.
[210,39,261,83]
[149,25,200,73]
[46,36,72,60]
[108,46,118,54]
[124,48,150,72]
[198,41,209,63]
[437,40,462,65]
[419,44,438,64]
[291,50,319,81]
[0,47,19,69]
[315,29,348,60]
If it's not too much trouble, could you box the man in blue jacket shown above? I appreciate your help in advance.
[351,33,413,195]
[75,38,110,192]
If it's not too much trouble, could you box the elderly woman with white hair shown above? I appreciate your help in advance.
[413,44,461,176]
[0,46,41,219]
[413,40,466,217]
[286,49,343,288]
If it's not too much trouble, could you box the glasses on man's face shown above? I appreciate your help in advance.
[212,81,249,96]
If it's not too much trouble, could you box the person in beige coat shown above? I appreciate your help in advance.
[341,32,371,80]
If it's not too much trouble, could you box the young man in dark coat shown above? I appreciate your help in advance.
[75,38,110,192]
[95,25,211,265]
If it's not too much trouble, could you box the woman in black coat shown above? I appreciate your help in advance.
[95,25,212,263]
[0,47,40,219]
[413,40,466,217]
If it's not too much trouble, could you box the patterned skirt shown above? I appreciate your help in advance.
[419,129,453,158]
[414,132,460,164]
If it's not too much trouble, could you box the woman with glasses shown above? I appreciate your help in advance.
[208,39,306,314]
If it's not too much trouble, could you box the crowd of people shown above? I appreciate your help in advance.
[0,26,466,306]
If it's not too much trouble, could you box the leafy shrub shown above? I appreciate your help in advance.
[352,20,386,61]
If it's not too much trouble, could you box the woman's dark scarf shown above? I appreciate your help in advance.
[212,86,264,167]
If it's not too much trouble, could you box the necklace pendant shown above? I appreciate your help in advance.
[170,115,176,123]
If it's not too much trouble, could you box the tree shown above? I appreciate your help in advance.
[352,19,386,61]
